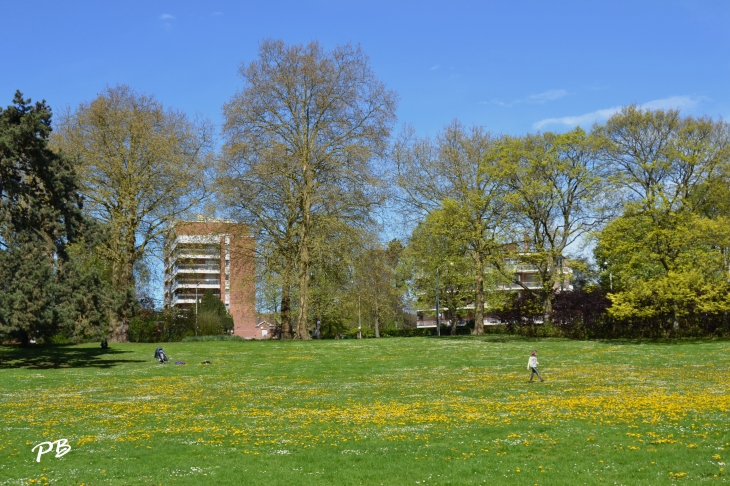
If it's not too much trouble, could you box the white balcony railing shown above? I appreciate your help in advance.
[174,264,221,273]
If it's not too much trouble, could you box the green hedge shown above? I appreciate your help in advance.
[181,335,245,342]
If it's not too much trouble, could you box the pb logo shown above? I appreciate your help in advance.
[32,439,71,462]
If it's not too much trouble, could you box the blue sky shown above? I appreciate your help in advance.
[2,0,729,139]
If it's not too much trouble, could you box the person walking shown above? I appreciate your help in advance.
[527,350,544,382]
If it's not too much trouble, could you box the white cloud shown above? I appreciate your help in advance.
[485,89,568,107]
[526,89,568,104]
[533,107,622,130]
[430,64,441,71]
[480,98,506,106]
[160,13,175,20]
[641,95,702,111]
[532,95,703,130]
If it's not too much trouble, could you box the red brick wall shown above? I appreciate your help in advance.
[229,234,256,338]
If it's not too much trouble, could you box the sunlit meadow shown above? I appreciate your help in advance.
[1,336,728,485]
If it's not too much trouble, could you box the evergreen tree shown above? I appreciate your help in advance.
[0,91,109,344]
[196,290,234,336]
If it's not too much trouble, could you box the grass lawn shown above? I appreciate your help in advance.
[0,336,728,485]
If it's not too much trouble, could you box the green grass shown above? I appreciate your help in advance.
[1,336,728,485]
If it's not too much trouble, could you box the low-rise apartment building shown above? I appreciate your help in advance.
[415,257,573,328]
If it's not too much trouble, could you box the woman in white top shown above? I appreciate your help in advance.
[527,350,544,382]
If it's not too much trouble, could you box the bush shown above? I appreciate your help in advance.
[127,316,160,343]
[196,311,225,336]
[379,327,435,338]
[181,335,244,342]
[342,325,469,338]
[127,311,195,343]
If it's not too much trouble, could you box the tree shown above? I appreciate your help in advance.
[402,212,474,335]
[307,221,363,338]
[595,210,730,332]
[220,39,397,339]
[0,91,108,344]
[51,85,212,341]
[218,144,302,339]
[495,127,608,324]
[595,107,730,330]
[352,239,408,337]
[196,289,234,335]
[393,121,503,334]
[597,106,729,219]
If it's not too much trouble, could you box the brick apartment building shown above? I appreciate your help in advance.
[163,218,260,338]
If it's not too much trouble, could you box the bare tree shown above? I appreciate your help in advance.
[220,39,397,339]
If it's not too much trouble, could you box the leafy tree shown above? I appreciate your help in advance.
[495,127,608,324]
[595,107,730,330]
[220,143,301,338]
[307,223,362,338]
[597,106,729,219]
[393,121,503,334]
[402,211,474,335]
[595,212,730,330]
[220,39,397,339]
[351,239,409,337]
[0,91,108,344]
[51,85,213,341]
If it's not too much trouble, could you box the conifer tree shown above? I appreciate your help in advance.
[0,91,109,344]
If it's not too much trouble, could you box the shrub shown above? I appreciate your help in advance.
[181,335,244,342]
[127,316,159,343]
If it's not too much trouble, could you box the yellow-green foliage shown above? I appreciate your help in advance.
[598,213,730,320]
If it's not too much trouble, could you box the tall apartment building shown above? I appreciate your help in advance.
[163,218,259,338]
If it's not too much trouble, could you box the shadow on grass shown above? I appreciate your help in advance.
[0,345,145,369]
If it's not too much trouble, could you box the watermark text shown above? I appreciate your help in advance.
[32,439,71,462]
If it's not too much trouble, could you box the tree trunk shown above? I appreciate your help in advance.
[110,319,129,343]
[542,254,558,326]
[296,185,312,340]
[543,292,552,326]
[296,247,312,340]
[280,263,293,339]
[109,250,135,343]
[473,252,485,335]
[374,312,380,338]
[18,329,30,347]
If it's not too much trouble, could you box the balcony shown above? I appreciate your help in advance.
[175,278,220,286]
[173,264,221,274]
[174,248,221,259]
[171,279,221,293]
[497,283,543,291]
[172,292,221,304]
[508,264,540,273]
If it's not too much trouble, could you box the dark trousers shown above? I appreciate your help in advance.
[529,367,543,382]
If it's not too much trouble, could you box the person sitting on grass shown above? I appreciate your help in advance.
[527,350,544,383]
